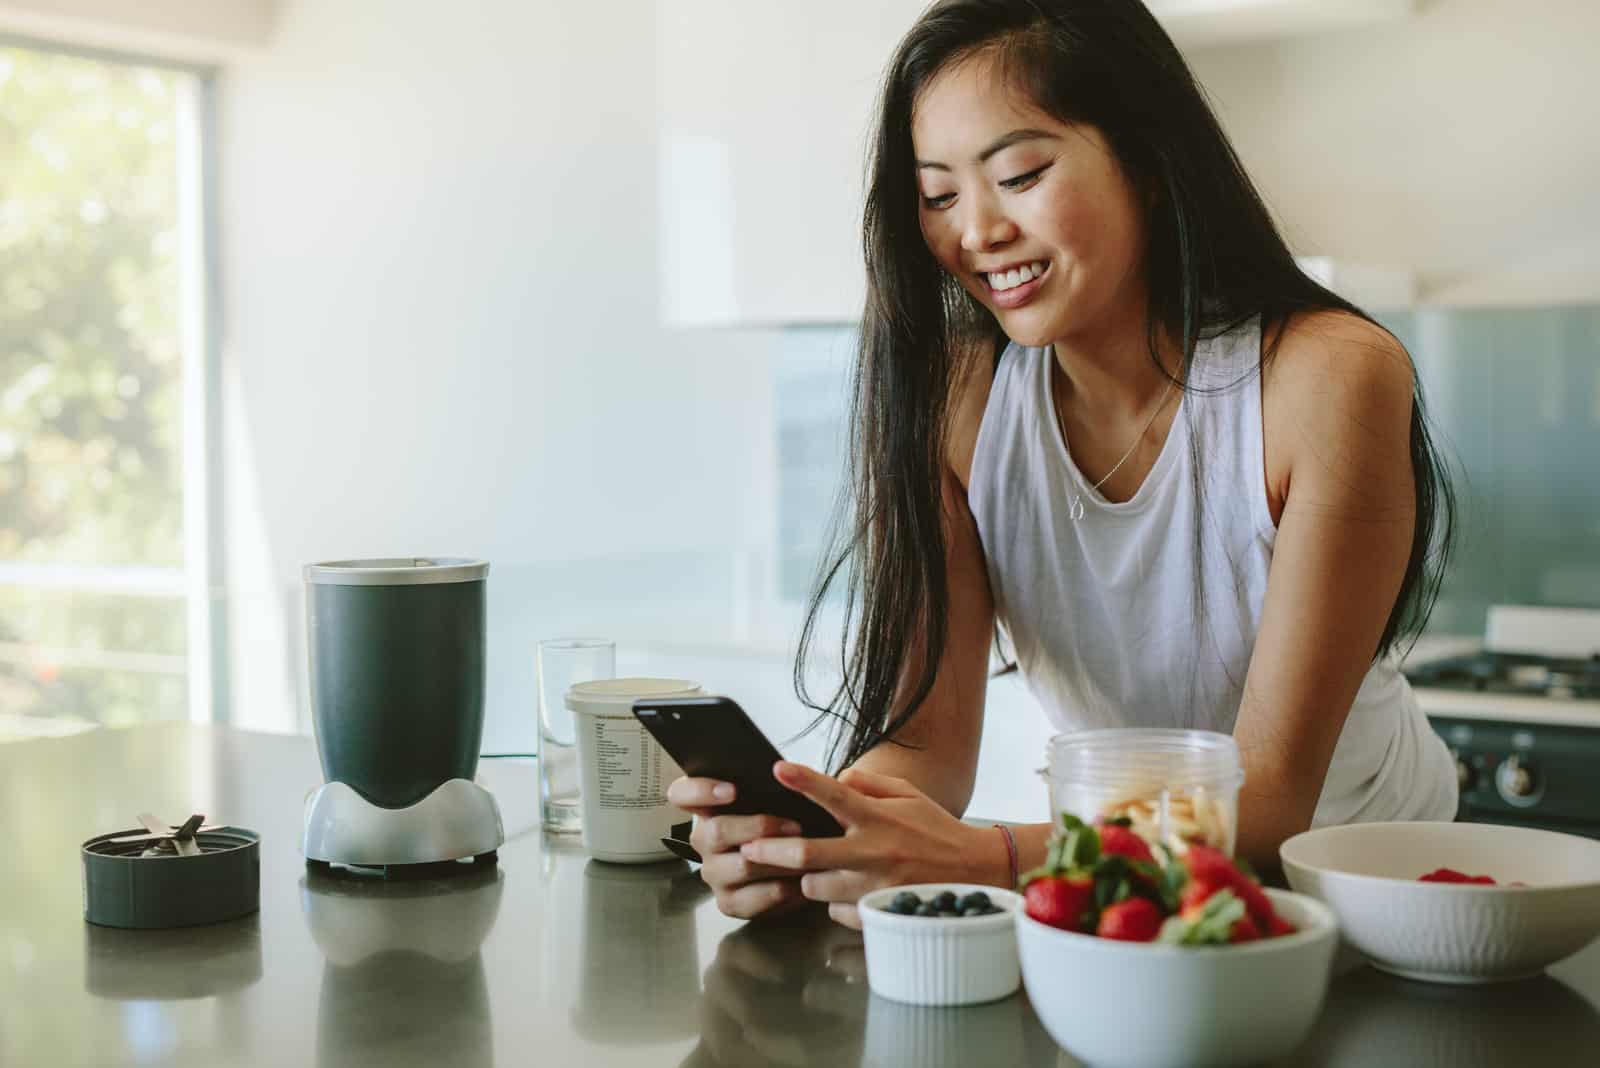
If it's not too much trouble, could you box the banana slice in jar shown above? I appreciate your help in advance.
[1096,791,1233,854]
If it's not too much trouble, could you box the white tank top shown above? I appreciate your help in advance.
[968,316,1458,827]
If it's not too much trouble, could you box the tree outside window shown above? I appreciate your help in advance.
[1,43,205,739]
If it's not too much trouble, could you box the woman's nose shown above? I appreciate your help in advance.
[959,197,1018,253]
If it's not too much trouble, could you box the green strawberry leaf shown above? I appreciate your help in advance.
[1189,889,1246,945]
[1157,859,1188,912]
[1156,889,1246,946]
[1091,855,1133,913]
[1055,812,1101,871]
[1156,915,1192,945]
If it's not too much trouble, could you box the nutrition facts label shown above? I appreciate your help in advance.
[589,718,667,810]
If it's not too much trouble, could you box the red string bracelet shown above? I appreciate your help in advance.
[994,823,1019,889]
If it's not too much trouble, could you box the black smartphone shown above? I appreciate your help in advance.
[633,695,843,838]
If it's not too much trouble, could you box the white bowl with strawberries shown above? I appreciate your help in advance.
[1280,820,1600,984]
[1015,814,1338,1068]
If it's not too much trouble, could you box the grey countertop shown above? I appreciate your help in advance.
[3,724,1600,1067]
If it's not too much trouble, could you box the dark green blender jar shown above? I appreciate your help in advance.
[302,558,503,869]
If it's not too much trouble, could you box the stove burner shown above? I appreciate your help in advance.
[1405,651,1600,700]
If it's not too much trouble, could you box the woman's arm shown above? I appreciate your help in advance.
[1234,311,1421,867]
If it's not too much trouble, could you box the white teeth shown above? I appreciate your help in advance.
[987,261,1047,291]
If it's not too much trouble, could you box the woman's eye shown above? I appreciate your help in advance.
[1000,163,1051,190]
[921,192,956,210]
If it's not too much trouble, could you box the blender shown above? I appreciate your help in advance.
[301,558,504,872]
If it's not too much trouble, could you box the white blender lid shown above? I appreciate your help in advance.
[567,678,701,717]
[304,558,488,585]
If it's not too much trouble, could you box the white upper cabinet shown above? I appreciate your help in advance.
[657,1,1417,326]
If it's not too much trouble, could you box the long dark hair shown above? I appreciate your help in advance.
[794,0,1455,771]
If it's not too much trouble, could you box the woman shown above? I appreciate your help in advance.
[668,0,1457,928]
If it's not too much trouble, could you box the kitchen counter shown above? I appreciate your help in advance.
[3,724,1599,1067]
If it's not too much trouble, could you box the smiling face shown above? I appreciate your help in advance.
[912,54,1150,348]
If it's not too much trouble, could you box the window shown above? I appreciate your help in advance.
[0,41,217,741]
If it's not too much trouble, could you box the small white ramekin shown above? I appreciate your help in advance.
[857,883,1023,1006]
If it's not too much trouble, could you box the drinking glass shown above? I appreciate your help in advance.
[538,638,615,833]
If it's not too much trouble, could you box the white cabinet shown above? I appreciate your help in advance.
[656,0,1418,326]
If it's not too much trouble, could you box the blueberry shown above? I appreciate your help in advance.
[915,903,940,917]
[982,905,1003,915]
[958,892,992,911]
[890,891,921,914]
[960,905,988,917]
[932,891,958,911]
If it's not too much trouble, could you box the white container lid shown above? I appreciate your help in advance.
[565,678,701,718]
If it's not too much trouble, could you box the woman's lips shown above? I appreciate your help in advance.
[984,263,1049,309]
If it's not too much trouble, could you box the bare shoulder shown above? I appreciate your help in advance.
[1261,309,1416,506]
[946,332,999,491]
[1265,308,1414,395]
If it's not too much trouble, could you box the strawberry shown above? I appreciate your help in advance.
[1096,897,1164,942]
[1183,844,1277,928]
[1267,913,1298,937]
[1418,867,1498,885]
[1178,873,1231,915]
[1228,913,1262,943]
[1024,873,1095,932]
[1160,887,1249,945]
[1177,886,1256,941]
[1097,822,1156,866]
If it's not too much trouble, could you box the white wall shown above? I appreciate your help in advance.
[216,0,782,751]
[1186,0,1600,304]
[212,0,1056,820]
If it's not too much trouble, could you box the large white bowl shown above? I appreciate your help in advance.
[1280,821,1600,984]
[1016,888,1338,1068]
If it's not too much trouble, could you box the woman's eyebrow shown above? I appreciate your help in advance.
[916,128,1060,171]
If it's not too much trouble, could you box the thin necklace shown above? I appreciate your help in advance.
[1054,368,1178,521]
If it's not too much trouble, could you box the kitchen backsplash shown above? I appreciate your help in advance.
[775,303,1600,638]
[1383,303,1600,635]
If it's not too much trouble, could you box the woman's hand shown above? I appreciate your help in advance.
[738,761,1009,929]
[666,776,811,920]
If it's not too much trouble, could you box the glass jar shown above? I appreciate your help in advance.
[1042,728,1245,856]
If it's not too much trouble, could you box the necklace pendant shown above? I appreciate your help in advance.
[1070,495,1086,521]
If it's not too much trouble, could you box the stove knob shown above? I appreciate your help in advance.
[1496,754,1539,804]
[1451,751,1476,792]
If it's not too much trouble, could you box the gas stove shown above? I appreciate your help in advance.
[1403,606,1600,840]
[1406,650,1600,702]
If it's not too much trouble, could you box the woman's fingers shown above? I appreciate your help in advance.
[691,814,803,857]
[798,867,872,906]
[713,876,807,920]
[701,849,798,890]
[739,831,858,872]
[771,762,863,827]
[667,776,736,809]
[827,902,863,930]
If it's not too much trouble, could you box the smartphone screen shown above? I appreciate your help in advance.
[633,695,843,838]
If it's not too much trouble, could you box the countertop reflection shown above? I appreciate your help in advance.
[2,724,1599,1067]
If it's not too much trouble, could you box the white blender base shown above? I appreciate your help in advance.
[303,778,505,867]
